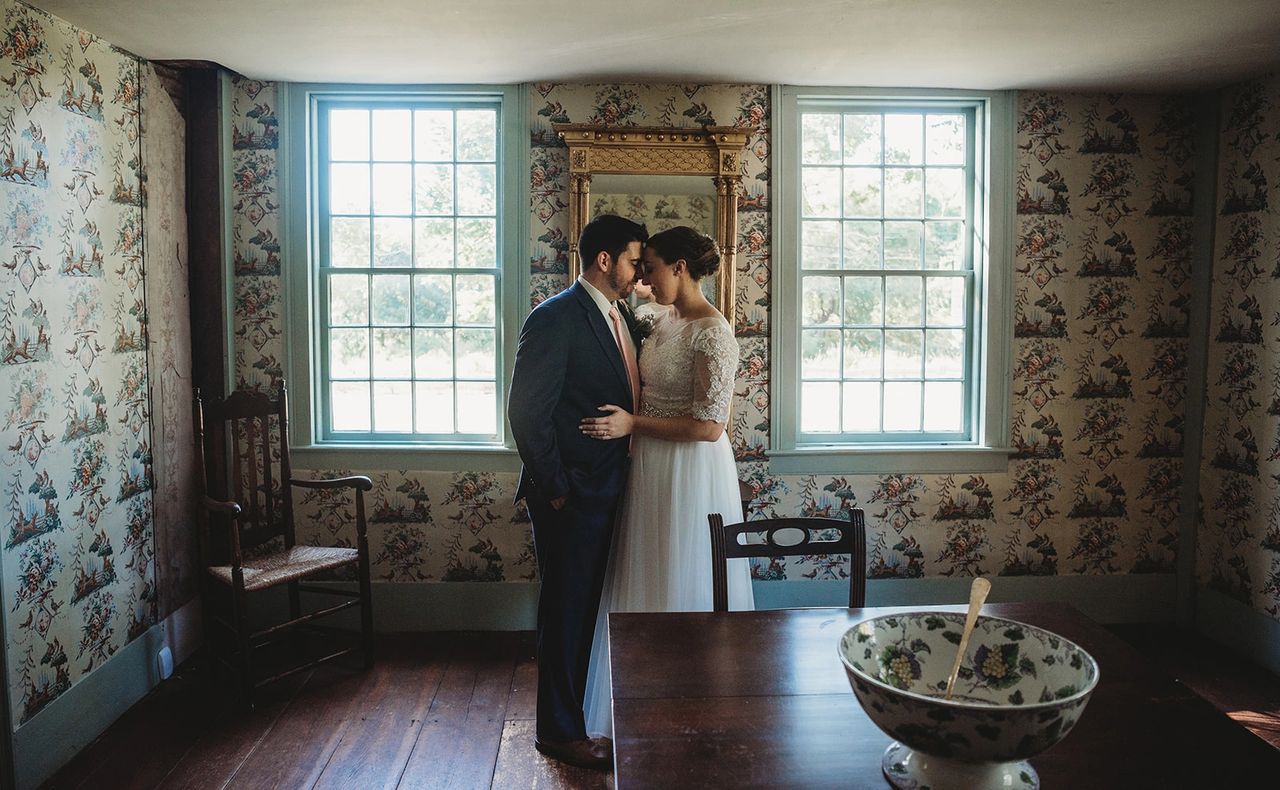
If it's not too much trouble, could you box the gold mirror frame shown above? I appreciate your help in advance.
[554,123,750,327]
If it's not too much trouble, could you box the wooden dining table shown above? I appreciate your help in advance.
[608,602,1280,788]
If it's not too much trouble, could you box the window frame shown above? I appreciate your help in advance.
[771,86,1014,474]
[283,83,528,471]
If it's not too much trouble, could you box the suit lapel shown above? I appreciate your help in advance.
[571,283,631,397]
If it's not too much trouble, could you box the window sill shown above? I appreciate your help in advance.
[767,445,1013,474]
[289,443,522,473]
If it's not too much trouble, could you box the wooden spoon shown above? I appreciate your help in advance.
[944,576,992,701]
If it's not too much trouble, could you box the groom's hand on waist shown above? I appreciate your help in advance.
[550,496,567,510]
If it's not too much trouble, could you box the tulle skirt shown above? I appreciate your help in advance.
[583,431,754,738]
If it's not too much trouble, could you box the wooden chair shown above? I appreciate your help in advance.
[708,509,867,612]
[193,380,374,706]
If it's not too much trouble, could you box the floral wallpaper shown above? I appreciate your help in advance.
[1198,73,1280,622]
[227,82,1199,590]
[0,0,190,728]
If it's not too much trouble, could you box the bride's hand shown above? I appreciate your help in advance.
[580,404,634,440]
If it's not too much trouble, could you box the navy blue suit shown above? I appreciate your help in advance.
[508,282,635,742]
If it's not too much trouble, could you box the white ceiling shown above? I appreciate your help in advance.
[31,0,1280,91]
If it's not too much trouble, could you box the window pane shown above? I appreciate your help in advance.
[842,168,881,217]
[884,222,923,269]
[456,329,496,378]
[329,274,368,326]
[373,217,412,267]
[330,329,369,378]
[456,110,497,161]
[802,113,841,164]
[455,274,495,325]
[415,381,453,431]
[926,114,965,165]
[885,277,923,326]
[414,110,453,161]
[413,275,453,324]
[802,220,840,269]
[330,163,370,214]
[802,276,842,325]
[457,218,497,268]
[413,328,452,378]
[926,277,966,326]
[884,382,922,430]
[372,109,411,161]
[331,382,371,431]
[803,167,840,217]
[885,114,923,164]
[884,329,923,377]
[329,109,369,161]
[415,218,454,267]
[843,221,881,269]
[370,274,410,325]
[802,329,841,378]
[925,168,964,218]
[844,276,883,324]
[330,217,371,268]
[842,114,881,164]
[925,221,964,270]
[885,168,924,218]
[372,328,412,377]
[456,164,496,215]
[924,381,964,431]
[457,382,497,434]
[414,164,453,215]
[842,382,881,431]
[372,163,412,214]
[843,330,882,378]
[373,381,413,432]
[926,329,965,378]
[801,382,840,432]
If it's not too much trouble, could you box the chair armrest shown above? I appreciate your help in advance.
[201,496,242,517]
[290,475,374,492]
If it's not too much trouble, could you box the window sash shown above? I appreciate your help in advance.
[794,100,981,446]
[313,97,505,443]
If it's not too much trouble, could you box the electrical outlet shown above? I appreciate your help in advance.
[157,645,174,680]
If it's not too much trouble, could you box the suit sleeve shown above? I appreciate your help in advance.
[507,304,571,500]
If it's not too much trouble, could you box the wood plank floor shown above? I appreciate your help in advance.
[43,627,1280,789]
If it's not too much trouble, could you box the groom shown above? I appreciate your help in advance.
[508,214,647,769]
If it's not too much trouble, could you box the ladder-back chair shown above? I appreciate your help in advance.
[193,380,374,705]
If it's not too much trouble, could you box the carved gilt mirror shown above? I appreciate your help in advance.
[553,124,750,327]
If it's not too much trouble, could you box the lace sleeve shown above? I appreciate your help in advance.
[689,320,737,422]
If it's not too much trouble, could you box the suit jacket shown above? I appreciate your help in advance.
[508,282,638,505]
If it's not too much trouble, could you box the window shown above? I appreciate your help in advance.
[286,85,525,464]
[772,88,1011,472]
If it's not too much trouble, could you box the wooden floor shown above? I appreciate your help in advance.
[44,626,1280,789]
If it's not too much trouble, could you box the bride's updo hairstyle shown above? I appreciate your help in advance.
[647,226,720,281]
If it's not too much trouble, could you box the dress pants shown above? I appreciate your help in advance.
[526,491,618,743]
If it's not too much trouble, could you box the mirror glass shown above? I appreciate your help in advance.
[589,174,719,309]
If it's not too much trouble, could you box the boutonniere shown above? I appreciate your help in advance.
[634,313,657,343]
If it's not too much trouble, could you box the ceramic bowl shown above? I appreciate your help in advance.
[837,612,1099,790]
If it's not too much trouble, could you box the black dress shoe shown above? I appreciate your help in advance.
[534,736,614,770]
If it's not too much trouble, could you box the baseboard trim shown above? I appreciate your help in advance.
[13,623,164,790]
[268,574,1177,634]
[760,573,1177,624]
[1195,587,1280,676]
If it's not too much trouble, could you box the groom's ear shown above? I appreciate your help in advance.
[592,250,611,273]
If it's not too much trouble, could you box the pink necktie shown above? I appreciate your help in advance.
[608,305,641,417]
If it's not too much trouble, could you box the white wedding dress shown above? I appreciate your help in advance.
[583,307,754,739]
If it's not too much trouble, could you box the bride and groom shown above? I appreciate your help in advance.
[508,215,753,770]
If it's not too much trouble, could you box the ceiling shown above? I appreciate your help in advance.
[31,0,1280,91]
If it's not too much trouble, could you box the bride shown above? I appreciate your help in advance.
[577,226,754,739]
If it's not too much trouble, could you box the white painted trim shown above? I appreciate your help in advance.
[275,574,1177,634]
[161,597,203,668]
[1196,588,1280,677]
